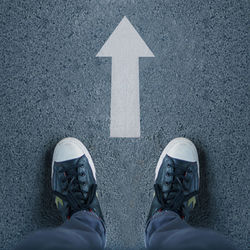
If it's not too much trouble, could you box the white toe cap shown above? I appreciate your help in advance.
[166,138,198,163]
[52,137,96,180]
[155,137,200,180]
[53,138,85,162]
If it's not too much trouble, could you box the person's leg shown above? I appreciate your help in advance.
[15,210,105,250]
[146,210,234,250]
[15,137,106,250]
[145,137,235,250]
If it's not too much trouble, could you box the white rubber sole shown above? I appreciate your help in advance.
[51,137,96,183]
[155,137,200,180]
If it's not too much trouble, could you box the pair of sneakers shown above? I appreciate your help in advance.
[52,137,199,224]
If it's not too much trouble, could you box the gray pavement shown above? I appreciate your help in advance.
[0,0,249,249]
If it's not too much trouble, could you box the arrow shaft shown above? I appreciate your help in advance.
[110,57,140,137]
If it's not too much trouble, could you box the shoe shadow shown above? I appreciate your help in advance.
[31,143,62,230]
[189,143,212,227]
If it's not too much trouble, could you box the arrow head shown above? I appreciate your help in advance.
[96,16,154,58]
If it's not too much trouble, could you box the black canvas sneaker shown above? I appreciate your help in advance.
[147,137,199,222]
[51,137,104,222]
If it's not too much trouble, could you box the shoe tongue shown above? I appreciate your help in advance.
[157,156,191,201]
[56,157,82,168]
[170,157,195,167]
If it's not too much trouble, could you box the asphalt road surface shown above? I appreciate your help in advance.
[0,0,249,249]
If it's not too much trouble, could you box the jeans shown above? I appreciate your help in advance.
[15,211,106,250]
[145,210,235,250]
[15,210,235,250]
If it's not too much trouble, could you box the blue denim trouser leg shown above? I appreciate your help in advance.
[15,211,106,250]
[145,210,235,250]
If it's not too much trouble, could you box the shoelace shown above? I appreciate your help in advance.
[154,162,198,215]
[53,166,97,213]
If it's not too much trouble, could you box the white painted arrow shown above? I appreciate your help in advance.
[97,16,154,138]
